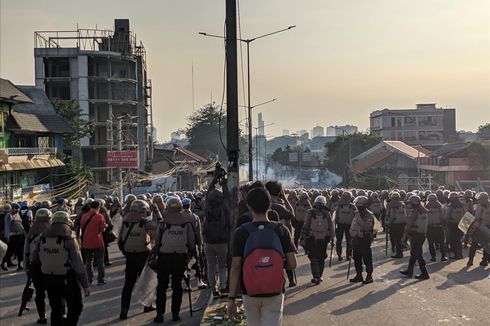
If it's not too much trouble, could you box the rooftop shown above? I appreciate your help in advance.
[0,79,32,104]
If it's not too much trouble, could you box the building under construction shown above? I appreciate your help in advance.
[34,19,153,184]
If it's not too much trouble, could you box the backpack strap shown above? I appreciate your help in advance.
[81,213,96,242]
[121,222,137,250]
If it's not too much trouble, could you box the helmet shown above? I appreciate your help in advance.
[124,194,137,204]
[182,198,192,207]
[424,190,431,198]
[449,192,459,200]
[476,192,488,201]
[427,194,438,202]
[314,196,327,206]
[357,190,366,197]
[35,208,52,222]
[97,199,106,207]
[130,200,150,213]
[166,197,183,212]
[84,198,95,205]
[353,196,369,208]
[408,195,421,206]
[464,190,472,198]
[20,201,29,208]
[300,192,309,199]
[137,194,148,201]
[153,195,164,204]
[56,198,66,205]
[390,191,401,200]
[41,200,52,208]
[12,203,20,210]
[51,211,72,226]
[2,204,12,212]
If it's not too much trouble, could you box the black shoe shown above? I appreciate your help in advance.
[415,273,430,280]
[36,316,48,324]
[480,260,488,267]
[338,256,343,262]
[430,257,436,262]
[363,275,373,284]
[119,309,128,320]
[400,270,413,278]
[441,256,448,262]
[391,254,403,258]
[105,261,112,266]
[6,261,15,267]
[349,274,363,283]
[288,281,297,287]
[467,259,474,267]
[154,314,164,323]
[450,256,461,260]
[212,291,220,298]
[1,263,7,271]
[311,278,320,285]
[143,305,156,313]
[172,315,181,322]
[16,266,23,272]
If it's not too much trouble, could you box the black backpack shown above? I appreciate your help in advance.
[203,202,228,244]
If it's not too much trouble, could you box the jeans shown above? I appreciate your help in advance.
[242,294,284,326]
[84,247,105,283]
[204,243,228,291]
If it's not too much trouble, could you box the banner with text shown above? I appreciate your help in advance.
[107,150,139,168]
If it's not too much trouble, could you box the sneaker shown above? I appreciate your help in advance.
[119,309,128,320]
[143,305,156,313]
[154,314,164,323]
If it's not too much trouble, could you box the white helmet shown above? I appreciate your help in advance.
[314,196,327,206]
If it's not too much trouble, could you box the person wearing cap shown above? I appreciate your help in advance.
[400,195,430,280]
[2,203,25,271]
[349,196,375,284]
[24,208,52,324]
[31,211,90,326]
[182,197,207,289]
[153,196,196,323]
[118,199,157,320]
[300,195,334,285]
[52,198,70,215]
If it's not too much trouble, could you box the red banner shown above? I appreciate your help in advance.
[106,151,138,168]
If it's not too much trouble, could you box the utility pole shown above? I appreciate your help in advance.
[226,0,239,239]
[117,117,123,203]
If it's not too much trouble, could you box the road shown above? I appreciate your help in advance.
[1,233,488,325]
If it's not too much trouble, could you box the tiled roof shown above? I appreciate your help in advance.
[8,111,74,134]
[173,144,207,163]
[14,86,56,114]
[0,79,32,104]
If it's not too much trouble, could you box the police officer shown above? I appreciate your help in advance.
[300,196,334,285]
[335,191,356,261]
[122,194,137,216]
[31,211,90,326]
[154,197,196,323]
[426,194,447,262]
[467,192,490,266]
[119,200,157,320]
[349,196,375,284]
[400,195,430,280]
[293,192,312,248]
[386,192,407,258]
[24,208,52,324]
[445,192,465,260]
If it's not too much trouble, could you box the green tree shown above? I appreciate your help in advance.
[324,133,382,175]
[51,98,96,147]
[477,123,490,140]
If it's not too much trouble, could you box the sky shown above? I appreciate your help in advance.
[1,0,489,142]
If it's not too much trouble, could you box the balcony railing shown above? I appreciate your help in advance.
[2,147,57,156]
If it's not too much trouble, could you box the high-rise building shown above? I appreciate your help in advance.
[283,129,290,136]
[257,112,265,136]
[34,19,153,183]
[370,103,456,148]
[311,125,325,138]
[326,125,358,136]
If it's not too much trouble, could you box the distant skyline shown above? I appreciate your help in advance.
[1,0,489,142]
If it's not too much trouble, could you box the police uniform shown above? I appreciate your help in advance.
[386,199,407,258]
[445,195,465,259]
[31,212,89,326]
[426,197,447,261]
[335,200,356,261]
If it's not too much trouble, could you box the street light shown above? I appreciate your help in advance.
[199,25,296,181]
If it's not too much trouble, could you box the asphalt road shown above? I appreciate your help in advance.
[1,233,488,325]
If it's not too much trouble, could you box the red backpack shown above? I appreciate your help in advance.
[242,222,285,297]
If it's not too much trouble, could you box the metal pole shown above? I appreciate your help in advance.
[117,118,123,202]
[247,41,253,181]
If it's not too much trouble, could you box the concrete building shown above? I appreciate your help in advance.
[282,129,290,136]
[34,19,153,184]
[326,125,358,136]
[257,112,265,136]
[370,104,456,148]
[311,125,325,138]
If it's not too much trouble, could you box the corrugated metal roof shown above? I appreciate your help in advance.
[354,151,393,172]
[384,141,427,159]
[0,156,65,171]
[14,86,56,114]
[0,79,32,104]
[8,111,74,134]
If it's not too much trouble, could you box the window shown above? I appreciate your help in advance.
[405,131,417,142]
[404,116,416,127]
[37,136,50,148]
[391,117,396,127]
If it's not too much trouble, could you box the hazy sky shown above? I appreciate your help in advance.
[1,0,489,141]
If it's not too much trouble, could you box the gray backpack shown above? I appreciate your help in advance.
[39,236,70,275]
[310,210,330,240]
[121,221,150,253]
[159,223,190,254]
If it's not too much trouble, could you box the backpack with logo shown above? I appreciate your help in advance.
[337,205,355,224]
[39,236,70,275]
[203,202,228,244]
[159,222,190,254]
[295,204,308,223]
[310,209,330,240]
[120,221,150,253]
[242,222,285,297]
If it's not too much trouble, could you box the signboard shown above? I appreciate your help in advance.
[107,150,138,168]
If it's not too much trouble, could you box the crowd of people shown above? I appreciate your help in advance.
[0,175,489,325]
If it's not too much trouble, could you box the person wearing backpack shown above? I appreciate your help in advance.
[300,196,334,285]
[335,191,356,262]
[293,192,312,248]
[153,196,196,323]
[23,208,51,324]
[228,187,297,326]
[118,199,157,320]
[203,178,230,298]
[31,211,90,326]
[79,200,107,285]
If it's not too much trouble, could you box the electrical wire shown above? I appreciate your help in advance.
[217,20,228,153]
[237,0,247,110]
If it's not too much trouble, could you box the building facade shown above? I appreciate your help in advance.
[311,125,325,138]
[34,19,153,184]
[326,125,358,136]
[370,103,456,148]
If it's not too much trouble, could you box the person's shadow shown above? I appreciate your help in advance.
[436,265,488,290]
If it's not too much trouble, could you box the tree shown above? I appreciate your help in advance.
[51,98,96,148]
[324,133,382,175]
[477,123,490,140]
